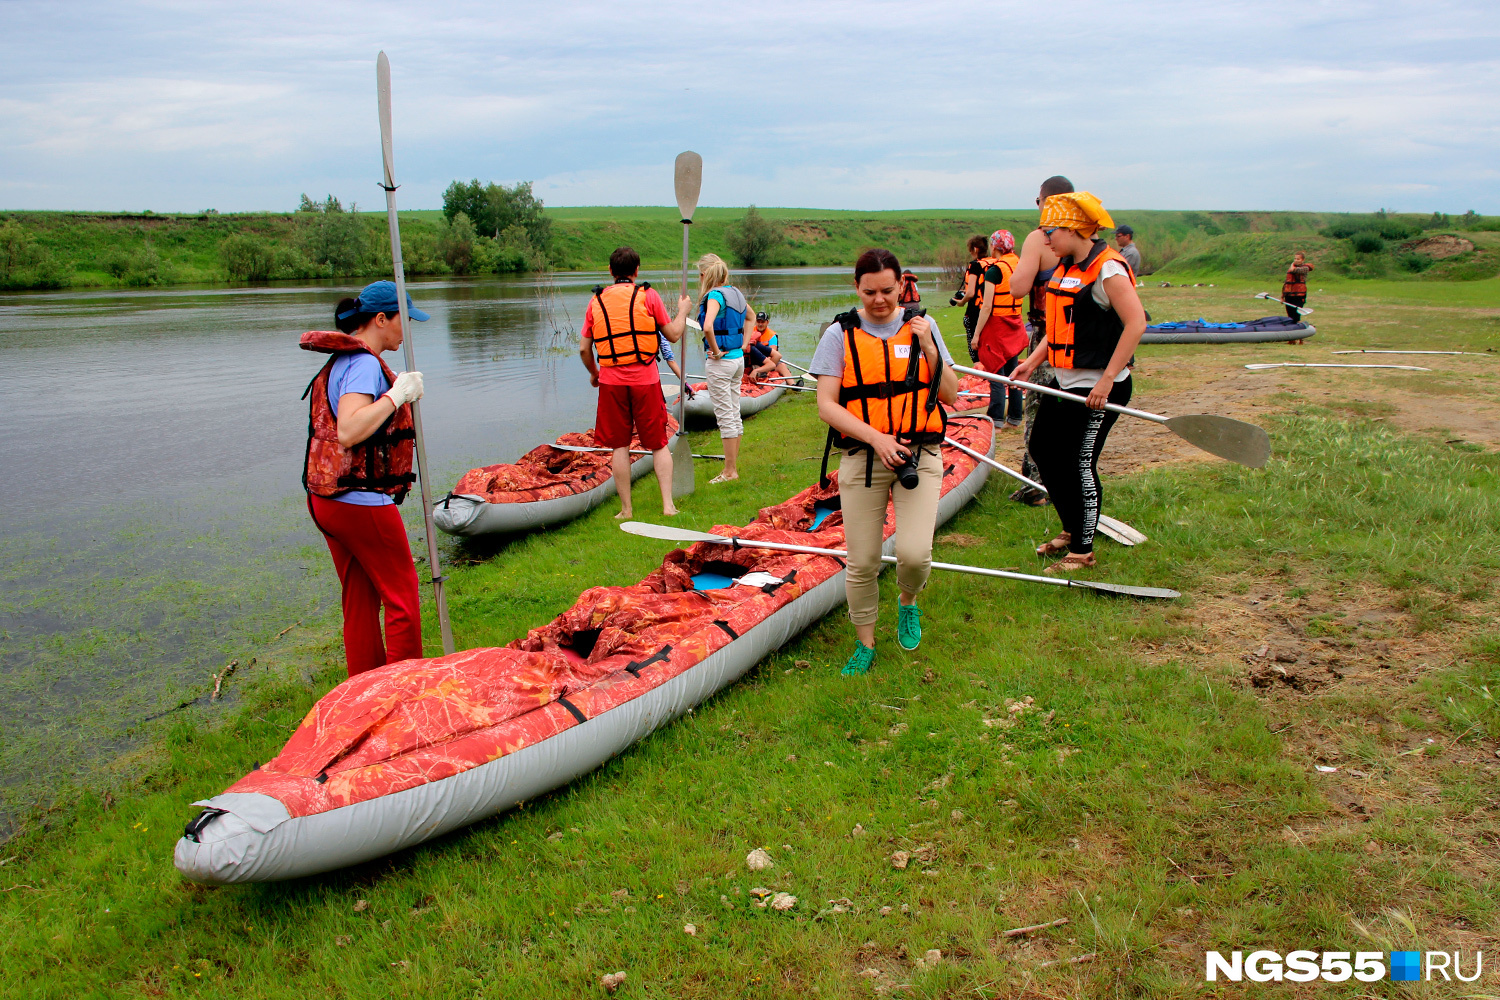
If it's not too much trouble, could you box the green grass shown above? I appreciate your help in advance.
[3,303,1500,997]
[8,207,1499,290]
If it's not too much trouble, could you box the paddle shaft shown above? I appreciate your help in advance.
[953,364,1169,424]
[377,52,453,655]
[942,433,1142,545]
[693,534,1131,594]
[1256,291,1313,315]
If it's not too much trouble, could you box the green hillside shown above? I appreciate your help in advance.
[2,205,1497,291]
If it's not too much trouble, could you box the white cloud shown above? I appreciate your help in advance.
[0,0,1497,212]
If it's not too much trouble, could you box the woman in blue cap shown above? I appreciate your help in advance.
[300,280,429,676]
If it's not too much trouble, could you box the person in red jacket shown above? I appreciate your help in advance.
[302,280,428,677]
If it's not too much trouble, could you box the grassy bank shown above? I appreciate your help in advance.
[5,206,1499,292]
[2,285,1499,997]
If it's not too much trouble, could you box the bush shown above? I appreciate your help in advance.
[1397,252,1433,273]
[220,233,276,281]
[725,206,784,268]
[296,194,372,277]
[1350,231,1386,254]
[442,179,551,252]
[439,212,477,275]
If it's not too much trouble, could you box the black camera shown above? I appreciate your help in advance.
[893,448,920,490]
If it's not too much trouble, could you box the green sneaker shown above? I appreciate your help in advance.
[841,643,876,676]
[897,603,923,651]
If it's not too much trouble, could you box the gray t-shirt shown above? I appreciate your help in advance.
[809,311,954,378]
[1117,242,1142,274]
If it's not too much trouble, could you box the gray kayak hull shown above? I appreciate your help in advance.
[172,420,994,883]
[1141,324,1315,345]
[675,384,786,426]
[433,443,662,538]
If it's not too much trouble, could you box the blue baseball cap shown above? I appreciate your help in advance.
[340,280,430,322]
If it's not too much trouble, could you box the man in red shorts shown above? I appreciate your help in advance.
[580,246,691,517]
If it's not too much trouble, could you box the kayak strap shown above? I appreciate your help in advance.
[557,695,587,725]
[182,807,227,843]
[712,620,739,640]
[624,645,673,678]
[757,569,797,595]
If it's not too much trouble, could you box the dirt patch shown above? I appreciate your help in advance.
[1401,235,1475,259]
[785,224,829,243]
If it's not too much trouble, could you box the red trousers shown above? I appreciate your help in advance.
[308,494,424,677]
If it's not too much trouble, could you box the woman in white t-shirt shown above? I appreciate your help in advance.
[1010,192,1146,573]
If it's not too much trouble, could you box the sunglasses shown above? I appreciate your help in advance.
[1041,227,1062,236]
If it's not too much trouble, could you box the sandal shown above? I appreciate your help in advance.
[1044,551,1096,574]
[709,473,739,485]
[1035,532,1071,557]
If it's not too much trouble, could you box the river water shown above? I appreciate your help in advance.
[0,266,929,804]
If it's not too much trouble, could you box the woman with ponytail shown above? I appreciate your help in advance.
[300,280,428,676]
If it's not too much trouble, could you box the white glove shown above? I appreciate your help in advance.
[385,370,424,408]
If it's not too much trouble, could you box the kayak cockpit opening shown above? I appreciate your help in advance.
[691,561,749,591]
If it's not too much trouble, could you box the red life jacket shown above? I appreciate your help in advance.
[300,331,417,503]
[898,273,920,304]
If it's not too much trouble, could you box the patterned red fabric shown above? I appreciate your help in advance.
[686,375,780,399]
[222,420,993,817]
[451,416,679,505]
[943,375,992,414]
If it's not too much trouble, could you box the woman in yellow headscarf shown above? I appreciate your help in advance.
[1009,192,1146,573]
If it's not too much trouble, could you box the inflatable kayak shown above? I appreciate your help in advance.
[434,418,678,538]
[174,418,995,883]
[946,374,994,414]
[669,377,785,427]
[1142,315,1315,344]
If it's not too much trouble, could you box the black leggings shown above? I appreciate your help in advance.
[1027,376,1133,554]
[1283,293,1306,321]
[987,356,1022,423]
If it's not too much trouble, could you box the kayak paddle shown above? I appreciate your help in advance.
[953,364,1271,468]
[377,52,453,655]
[941,433,1146,546]
[1245,362,1430,371]
[1332,350,1488,357]
[619,522,1180,600]
[672,151,702,499]
[1254,291,1314,316]
[552,443,724,460]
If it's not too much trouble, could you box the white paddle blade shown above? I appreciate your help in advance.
[376,53,396,189]
[620,520,723,543]
[671,433,696,497]
[1072,580,1181,599]
[1098,514,1148,545]
[1165,414,1271,468]
[674,152,703,220]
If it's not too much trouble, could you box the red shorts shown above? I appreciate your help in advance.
[596,382,670,451]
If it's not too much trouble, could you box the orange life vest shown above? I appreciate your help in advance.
[979,253,1023,318]
[588,280,660,367]
[755,325,777,347]
[898,273,920,304]
[300,331,417,503]
[821,308,947,487]
[1045,241,1134,371]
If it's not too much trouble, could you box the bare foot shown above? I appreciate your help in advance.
[662,505,679,516]
[615,510,632,520]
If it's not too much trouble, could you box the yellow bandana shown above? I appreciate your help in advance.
[1039,192,1115,237]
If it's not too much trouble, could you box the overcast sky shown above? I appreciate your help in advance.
[2,0,1497,214]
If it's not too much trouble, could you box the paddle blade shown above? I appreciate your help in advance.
[1071,580,1181,600]
[620,520,722,543]
[376,53,395,188]
[1166,414,1271,468]
[674,152,703,220]
[671,433,696,498]
[1098,514,1147,546]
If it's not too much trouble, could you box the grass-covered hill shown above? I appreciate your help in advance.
[2,204,1497,292]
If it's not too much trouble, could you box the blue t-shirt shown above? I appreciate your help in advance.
[326,352,394,507]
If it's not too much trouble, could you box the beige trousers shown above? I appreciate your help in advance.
[837,446,943,627]
[704,355,744,439]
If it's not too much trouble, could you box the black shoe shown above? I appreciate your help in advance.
[1009,485,1050,507]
